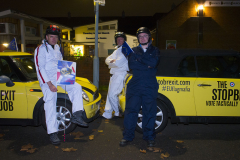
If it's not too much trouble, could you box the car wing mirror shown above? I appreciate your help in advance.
[0,75,15,87]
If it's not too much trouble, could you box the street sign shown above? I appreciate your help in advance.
[204,1,240,7]
[94,0,105,6]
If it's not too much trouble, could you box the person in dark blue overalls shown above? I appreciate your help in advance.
[119,27,160,147]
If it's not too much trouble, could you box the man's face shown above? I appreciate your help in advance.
[46,34,58,45]
[138,33,149,44]
[117,37,125,46]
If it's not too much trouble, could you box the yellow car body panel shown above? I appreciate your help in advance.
[119,75,240,117]
[119,76,197,116]
[118,94,126,113]
[0,82,28,118]
[194,78,240,116]
[157,77,197,116]
[0,52,31,56]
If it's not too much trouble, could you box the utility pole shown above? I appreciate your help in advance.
[93,0,105,88]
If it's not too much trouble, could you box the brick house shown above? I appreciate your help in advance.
[153,0,240,52]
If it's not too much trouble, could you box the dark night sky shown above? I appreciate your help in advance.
[1,0,184,17]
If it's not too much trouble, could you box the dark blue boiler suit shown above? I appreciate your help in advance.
[123,44,160,141]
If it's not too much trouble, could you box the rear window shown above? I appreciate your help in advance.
[196,56,240,78]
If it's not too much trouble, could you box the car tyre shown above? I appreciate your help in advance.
[135,99,168,133]
[41,99,77,134]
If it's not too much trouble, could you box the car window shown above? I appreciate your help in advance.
[0,58,20,81]
[219,56,240,78]
[197,56,222,78]
[176,56,196,77]
[12,56,37,80]
[196,56,240,78]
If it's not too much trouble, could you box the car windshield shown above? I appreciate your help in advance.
[11,56,37,80]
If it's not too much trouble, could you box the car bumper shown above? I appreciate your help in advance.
[84,93,101,119]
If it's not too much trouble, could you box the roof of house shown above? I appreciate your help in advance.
[0,9,72,30]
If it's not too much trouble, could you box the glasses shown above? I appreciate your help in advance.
[138,35,149,39]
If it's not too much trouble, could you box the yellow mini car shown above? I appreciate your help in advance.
[119,49,240,133]
[0,52,101,134]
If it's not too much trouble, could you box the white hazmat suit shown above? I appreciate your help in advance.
[102,46,129,119]
[34,41,84,134]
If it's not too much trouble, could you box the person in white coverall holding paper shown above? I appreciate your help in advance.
[102,32,129,119]
[34,25,88,145]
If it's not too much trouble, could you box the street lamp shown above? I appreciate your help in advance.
[93,0,105,88]
[196,5,204,16]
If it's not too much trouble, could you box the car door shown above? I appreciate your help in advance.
[159,56,197,116]
[194,55,240,116]
[0,57,28,118]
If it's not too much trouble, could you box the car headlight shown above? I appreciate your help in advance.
[82,90,89,102]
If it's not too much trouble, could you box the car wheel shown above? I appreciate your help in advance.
[135,99,168,133]
[41,99,77,134]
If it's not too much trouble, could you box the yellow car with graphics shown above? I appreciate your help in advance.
[119,49,240,133]
[0,52,101,134]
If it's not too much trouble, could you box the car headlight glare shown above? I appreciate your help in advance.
[82,91,89,102]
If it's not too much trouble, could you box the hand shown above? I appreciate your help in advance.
[110,59,116,63]
[47,81,58,92]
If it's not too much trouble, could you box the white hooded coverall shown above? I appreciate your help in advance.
[102,46,129,119]
[34,41,84,134]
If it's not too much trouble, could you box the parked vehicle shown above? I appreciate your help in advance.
[0,52,101,134]
[119,49,240,133]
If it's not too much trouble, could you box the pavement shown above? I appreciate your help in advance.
[98,89,108,116]
[1,116,240,160]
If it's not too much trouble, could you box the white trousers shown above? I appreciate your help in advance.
[102,72,126,119]
[41,82,84,134]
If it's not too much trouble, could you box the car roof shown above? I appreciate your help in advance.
[160,49,240,57]
[157,49,240,76]
[0,52,33,56]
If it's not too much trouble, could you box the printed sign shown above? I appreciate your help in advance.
[166,40,176,49]
[207,81,239,107]
[57,60,76,85]
[204,1,240,7]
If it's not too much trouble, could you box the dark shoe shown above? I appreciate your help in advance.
[71,111,89,127]
[112,116,119,120]
[119,139,129,147]
[49,132,60,145]
[147,140,156,147]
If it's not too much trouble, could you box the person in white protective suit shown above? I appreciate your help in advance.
[102,32,129,119]
[34,25,88,145]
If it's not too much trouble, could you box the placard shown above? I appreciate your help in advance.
[57,60,76,85]
[166,40,176,49]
